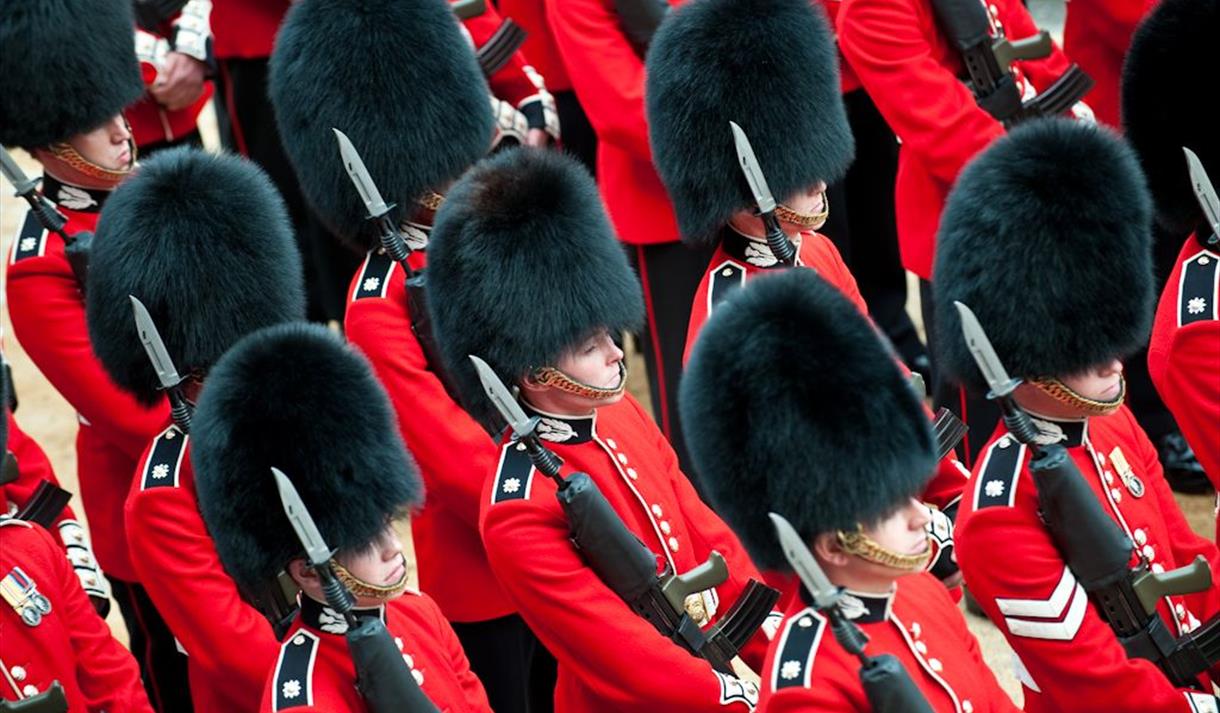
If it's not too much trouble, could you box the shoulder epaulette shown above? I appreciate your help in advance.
[490,441,536,505]
[971,435,1026,510]
[352,250,396,301]
[1178,249,1219,327]
[10,210,48,264]
[140,426,189,491]
[771,607,826,691]
[272,628,319,710]
[708,260,747,313]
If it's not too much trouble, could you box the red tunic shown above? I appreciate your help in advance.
[480,395,781,712]
[210,0,289,59]
[2,413,107,602]
[1062,0,1157,128]
[1148,236,1220,536]
[125,424,280,712]
[760,573,1019,712]
[498,0,571,92]
[837,0,1077,279]
[463,5,551,110]
[344,246,513,624]
[6,181,170,582]
[128,17,215,147]
[261,593,491,712]
[0,519,152,712]
[956,408,1220,712]
[545,0,681,245]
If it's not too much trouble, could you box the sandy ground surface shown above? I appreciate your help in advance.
[3,1,1215,704]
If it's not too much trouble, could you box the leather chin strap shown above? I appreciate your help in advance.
[1029,375,1126,417]
[41,130,136,190]
[836,528,932,573]
[530,362,628,401]
[774,191,830,231]
[332,558,409,604]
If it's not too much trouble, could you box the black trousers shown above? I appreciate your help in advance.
[819,90,928,372]
[555,90,597,175]
[629,240,718,482]
[212,58,360,324]
[451,614,556,713]
[109,577,193,713]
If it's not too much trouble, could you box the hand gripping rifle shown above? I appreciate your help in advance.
[956,302,1220,687]
[928,0,1092,126]
[470,355,780,675]
[1184,147,1220,252]
[333,129,464,405]
[272,467,440,713]
[770,513,935,712]
[730,122,797,267]
[1,149,90,289]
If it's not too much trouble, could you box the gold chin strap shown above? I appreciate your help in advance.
[1030,375,1126,417]
[46,136,136,186]
[530,362,627,401]
[332,558,409,603]
[836,527,931,572]
[416,191,445,212]
[774,191,829,231]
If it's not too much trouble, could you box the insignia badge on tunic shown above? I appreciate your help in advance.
[1108,447,1145,498]
[1,566,53,626]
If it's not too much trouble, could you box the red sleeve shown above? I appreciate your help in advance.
[463,6,540,106]
[1152,322,1220,482]
[3,412,73,522]
[929,577,1022,712]
[345,284,497,528]
[996,1,1073,93]
[428,595,494,711]
[481,476,758,711]
[34,524,153,713]
[6,246,169,460]
[922,455,968,512]
[126,457,279,706]
[957,485,1204,712]
[837,0,1004,186]
[544,0,653,159]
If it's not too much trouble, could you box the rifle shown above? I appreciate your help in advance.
[272,468,439,713]
[0,682,67,713]
[1,149,89,289]
[956,301,1220,687]
[729,122,797,266]
[470,355,779,676]
[770,513,935,712]
[928,0,1092,126]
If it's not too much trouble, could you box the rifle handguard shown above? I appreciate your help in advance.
[859,654,936,713]
[348,616,440,713]
[762,214,796,266]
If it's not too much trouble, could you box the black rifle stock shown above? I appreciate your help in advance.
[348,617,440,713]
[0,682,67,713]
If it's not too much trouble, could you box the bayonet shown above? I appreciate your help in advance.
[272,467,336,568]
[1184,147,1220,246]
[332,128,413,268]
[1,148,69,239]
[954,301,1021,400]
[469,354,565,479]
[130,296,193,433]
[770,512,841,610]
[0,148,40,197]
[729,121,795,265]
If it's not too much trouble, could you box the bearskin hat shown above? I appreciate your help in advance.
[645,0,853,245]
[86,148,306,406]
[193,323,422,595]
[269,0,493,251]
[0,0,143,148]
[933,119,1154,391]
[1122,0,1219,235]
[427,149,644,428]
[681,270,934,571]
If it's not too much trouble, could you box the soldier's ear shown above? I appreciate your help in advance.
[285,558,319,590]
[812,532,850,568]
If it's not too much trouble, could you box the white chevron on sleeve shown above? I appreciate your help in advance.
[995,567,1087,641]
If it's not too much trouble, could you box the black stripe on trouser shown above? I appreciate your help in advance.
[108,576,194,713]
[628,240,717,487]
[451,613,555,713]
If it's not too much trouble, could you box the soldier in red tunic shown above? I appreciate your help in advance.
[935,119,1220,712]
[426,148,780,712]
[84,148,307,712]
[266,2,550,709]
[128,0,215,155]
[1123,0,1220,511]
[0,3,191,709]
[192,323,491,713]
[681,269,1019,712]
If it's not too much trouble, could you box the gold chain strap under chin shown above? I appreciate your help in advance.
[1030,375,1126,417]
[332,559,409,603]
[531,363,627,401]
[415,191,445,212]
[836,528,930,572]
[774,191,830,230]
[47,140,135,184]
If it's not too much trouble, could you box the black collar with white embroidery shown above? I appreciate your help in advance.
[42,173,110,214]
[519,401,596,444]
[1026,414,1089,448]
[799,585,894,624]
[300,594,384,635]
[720,225,790,269]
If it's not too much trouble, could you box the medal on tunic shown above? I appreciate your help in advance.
[1,566,52,626]
[1109,447,1146,498]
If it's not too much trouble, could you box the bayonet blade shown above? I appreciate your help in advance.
[769,512,841,611]
[130,296,184,391]
[0,148,40,196]
[1184,147,1220,240]
[729,121,777,214]
[271,467,334,567]
[954,301,1020,399]
[333,128,392,220]
[469,355,536,438]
